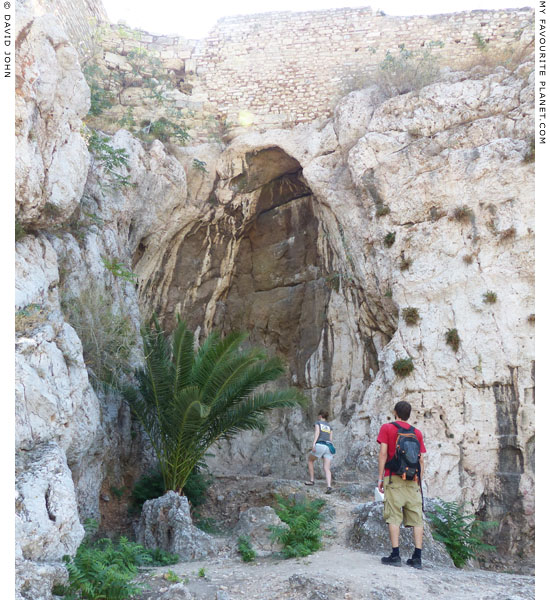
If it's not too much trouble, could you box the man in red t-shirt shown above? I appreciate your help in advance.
[376,400,426,569]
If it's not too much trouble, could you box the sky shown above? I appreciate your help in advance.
[101,0,534,38]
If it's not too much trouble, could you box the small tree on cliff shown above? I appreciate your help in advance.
[126,317,306,494]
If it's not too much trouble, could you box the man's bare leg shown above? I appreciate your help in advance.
[413,526,423,549]
[389,523,400,548]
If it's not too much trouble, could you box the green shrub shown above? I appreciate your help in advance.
[131,464,212,511]
[452,206,473,223]
[137,118,190,144]
[194,516,222,534]
[197,568,206,578]
[101,256,138,284]
[499,227,516,242]
[376,205,390,217]
[146,548,179,566]
[392,358,414,377]
[83,64,114,117]
[270,495,326,559]
[399,256,412,271]
[237,535,257,562]
[15,219,28,242]
[130,469,165,510]
[163,570,181,583]
[61,285,137,390]
[87,129,132,190]
[427,500,497,568]
[374,42,443,97]
[402,307,420,325]
[482,291,497,304]
[523,137,535,163]
[445,328,460,352]
[383,232,396,247]
[473,32,488,52]
[192,159,208,173]
[15,303,46,335]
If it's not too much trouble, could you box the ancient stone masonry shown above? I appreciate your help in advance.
[52,2,533,137]
[33,0,107,61]
[194,7,534,124]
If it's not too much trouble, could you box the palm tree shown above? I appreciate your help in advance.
[127,317,306,494]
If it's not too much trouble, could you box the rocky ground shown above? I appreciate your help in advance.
[134,547,534,600]
[130,476,534,600]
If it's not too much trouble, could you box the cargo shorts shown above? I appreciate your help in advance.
[383,475,423,527]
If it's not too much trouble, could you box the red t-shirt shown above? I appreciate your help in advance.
[377,421,427,477]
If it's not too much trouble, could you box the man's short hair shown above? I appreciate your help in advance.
[394,400,411,421]
[318,409,329,420]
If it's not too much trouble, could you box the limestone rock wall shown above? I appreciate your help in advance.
[14,0,535,586]
[132,64,534,565]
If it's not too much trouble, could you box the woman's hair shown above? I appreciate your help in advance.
[318,409,329,420]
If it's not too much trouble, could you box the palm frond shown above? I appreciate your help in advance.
[130,320,308,493]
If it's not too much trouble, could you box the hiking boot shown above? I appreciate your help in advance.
[406,557,422,570]
[381,554,402,567]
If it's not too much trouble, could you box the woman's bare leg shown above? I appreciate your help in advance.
[323,457,332,487]
[308,454,316,482]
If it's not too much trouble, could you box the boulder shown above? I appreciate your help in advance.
[348,500,455,567]
[15,558,67,600]
[233,506,288,557]
[16,442,84,562]
[157,583,194,599]
[136,491,217,560]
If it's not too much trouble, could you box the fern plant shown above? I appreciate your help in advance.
[427,500,497,567]
[237,535,256,562]
[270,495,326,559]
[60,519,178,599]
[126,317,306,494]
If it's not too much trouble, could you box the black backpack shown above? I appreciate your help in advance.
[385,423,421,482]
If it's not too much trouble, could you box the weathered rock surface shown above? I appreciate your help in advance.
[16,442,84,561]
[14,0,534,586]
[233,506,287,557]
[136,492,217,560]
[129,61,534,568]
[349,500,455,567]
[15,0,90,229]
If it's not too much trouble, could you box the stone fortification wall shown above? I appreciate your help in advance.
[34,0,107,60]
[194,7,533,123]
[47,3,533,134]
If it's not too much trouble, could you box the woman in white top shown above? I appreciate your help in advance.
[305,410,334,494]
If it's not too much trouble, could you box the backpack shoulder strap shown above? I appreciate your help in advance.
[391,421,408,434]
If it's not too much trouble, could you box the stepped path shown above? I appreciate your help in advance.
[134,476,535,600]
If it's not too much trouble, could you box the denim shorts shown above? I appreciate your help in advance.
[311,443,333,460]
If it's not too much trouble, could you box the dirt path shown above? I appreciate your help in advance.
[135,543,534,600]
[132,475,534,599]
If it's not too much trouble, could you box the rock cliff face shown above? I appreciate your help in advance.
[133,68,535,564]
[15,1,534,594]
